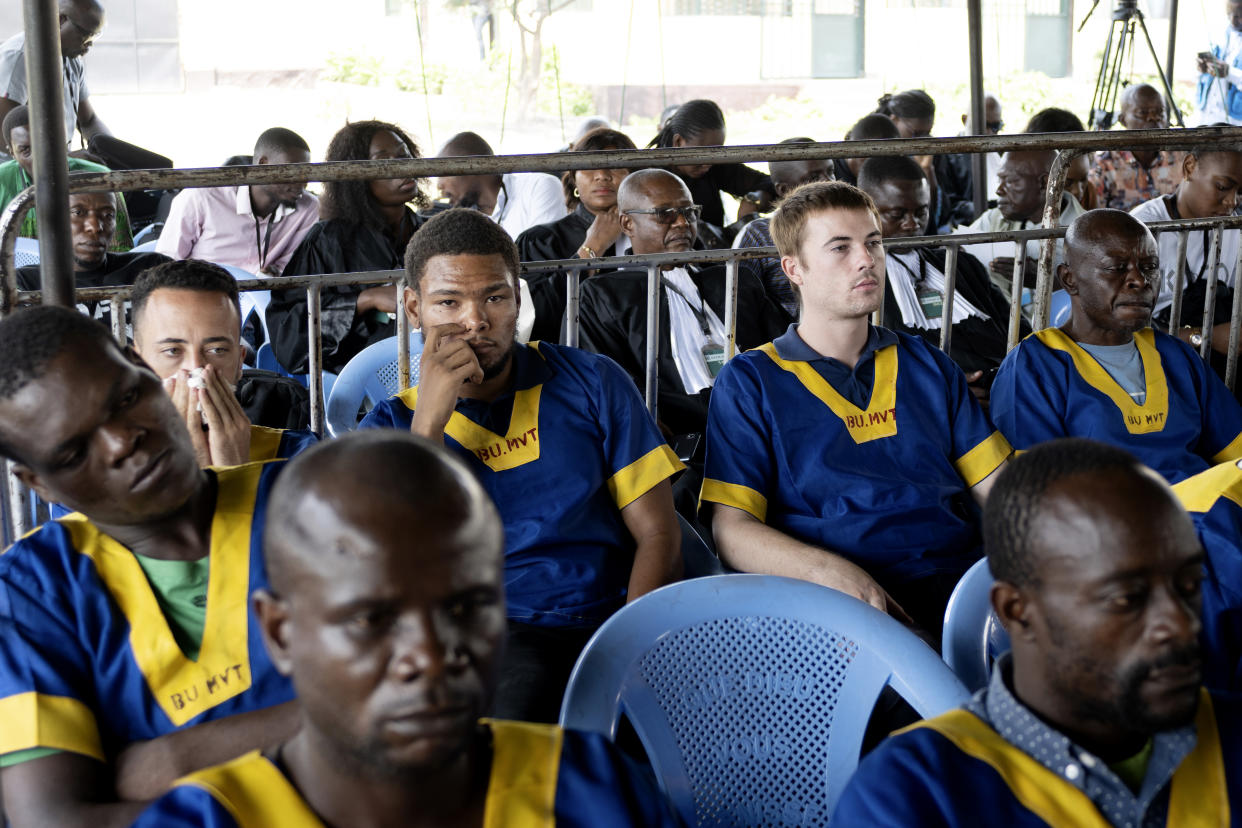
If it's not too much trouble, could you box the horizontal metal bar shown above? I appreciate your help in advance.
[40,127,1242,194]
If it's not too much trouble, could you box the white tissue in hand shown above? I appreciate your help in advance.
[186,368,206,390]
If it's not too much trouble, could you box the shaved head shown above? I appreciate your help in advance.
[1063,209,1154,271]
[438,131,495,158]
[263,431,503,593]
[617,168,689,212]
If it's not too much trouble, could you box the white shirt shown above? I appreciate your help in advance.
[663,267,727,395]
[954,193,1085,296]
[492,172,567,238]
[1130,195,1240,318]
[885,250,988,330]
[1195,28,1242,126]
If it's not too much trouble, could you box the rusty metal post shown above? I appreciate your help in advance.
[644,264,660,417]
[22,0,74,306]
[724,257,740,360]
[1201,227,1223,360]
[1008,241,1028,347]
[1033,150,1078,330]
[940,246,959,353]
[1226,241,1242,390]
[564,267,581,347]
[967,0,987,217]
[396,281,410,392]
[109,298,125,343]
[306,284,324,436]
[6,461,28,542]
[1169,230,1189,330]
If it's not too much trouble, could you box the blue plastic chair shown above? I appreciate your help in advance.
[1049,289,1072,327]
[130,239,159,254]
[326,332,425,437]
[559,574,970,826]
[941,559,1011,692]
[14,237,39,268]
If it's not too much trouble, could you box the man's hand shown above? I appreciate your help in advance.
[583,206,623,255]
[805,554,912,623]
[165,367,250,468]
[966,370,990,407]
[1199,55,1229,77]
[357,285,399,315]
[988,256,1043,290]
[409,323,483,442]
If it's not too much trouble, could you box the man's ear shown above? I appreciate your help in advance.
[403,285,422,330]
[255,154,270,167]
[253,589,294,676]
[1059,263,1077,295]
[991,580,1037,643]
[12,463,56,511]
[1182,153,1198,180]
[781,254,804,287]
[672,134,686,149]
[619,212,636,237]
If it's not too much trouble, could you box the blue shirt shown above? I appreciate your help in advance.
[359,342,683,628]
[992,327,1242,484]
[0,462,295,764]
[700,324,1010,589]
[132,719,682,827]
[833,655,1242,827]
[1173,459,1242,694]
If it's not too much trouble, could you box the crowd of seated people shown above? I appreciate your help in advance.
[7,84,1242,827]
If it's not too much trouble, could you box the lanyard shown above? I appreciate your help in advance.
[1165,195,1211,283]
[662,274,714,338]
[254,212,276,271]
[892,249,929,286]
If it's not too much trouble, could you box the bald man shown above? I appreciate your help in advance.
[733,136,834,318]
[578,168,788,438]
[956,149,1086,298]
[992,209,1242,484]
[834,438,1242,826]
[0,0,111,157]
[132,432,680,827]
[1090,85,1184,212]
[435,130,565,237]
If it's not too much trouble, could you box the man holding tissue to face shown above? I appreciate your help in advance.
[132,260,317,468]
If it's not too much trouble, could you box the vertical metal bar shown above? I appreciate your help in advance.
[109,298,125,343]
[644,265,660,418]
[1034,151,1075,331]
[6,461,28,541]
[1201,226,1222,360]
[396,280,410,392]
[22,0,74,306]
[0,190,33,317]
[874,256,887,327]
[1008,240,1027,348]
[1169,230,1188,330]
[306,284,324,436]
[1165,0,1179,120]
[1225,238,1242,390]
[723,257,739,360]
[564,267,581,348]
[940,246,959,353]
[967,0,987,218]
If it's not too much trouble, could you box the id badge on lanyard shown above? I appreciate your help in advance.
[702,343,726,378]
[917,286,944,321]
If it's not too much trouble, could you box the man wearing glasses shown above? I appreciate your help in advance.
[1090,84,1184,212]
[578,168,788,440]
[0,0,111,159]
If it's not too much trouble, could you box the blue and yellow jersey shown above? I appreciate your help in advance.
[0,461,295,764]
[832,690,1242,826]
[992,328,1242,484]
[360,342,683,629]
[1174,460,1242,694]
[699,326,1009,588]
[132,719,682,827]
[246,425,318,463]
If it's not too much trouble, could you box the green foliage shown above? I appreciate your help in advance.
[322,51,386,87]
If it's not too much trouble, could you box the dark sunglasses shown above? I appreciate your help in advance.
[622,205,702,225]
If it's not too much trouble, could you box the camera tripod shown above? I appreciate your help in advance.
[1081,0,1185,129]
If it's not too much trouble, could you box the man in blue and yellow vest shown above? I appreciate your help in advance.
[132,431,681,827]
[834,438,1242,826]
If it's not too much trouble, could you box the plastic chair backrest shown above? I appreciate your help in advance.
[941,558,1011,692]
[559,574,970,827]
[14,237,38,268]
[326,333,425,437]
[130,239,159,253]
[1050,289,1072,327]
[256,343,283,374]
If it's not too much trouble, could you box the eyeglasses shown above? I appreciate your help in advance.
[63,15,100,44]
[622,205,702,225]
[986,121,1004,132]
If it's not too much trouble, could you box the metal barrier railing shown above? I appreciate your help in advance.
[6,129,1242,545]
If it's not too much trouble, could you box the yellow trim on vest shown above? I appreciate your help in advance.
[699,478,768,522]
[1168,692,1231,825]
[482,718,562,828]
[1036,328,1170,435]
[397,385,544,473]
[954,431,1013,488]
[247,425,285,462]
[1210,431,1242,465]
[607,445,684,509]
[912,690,1231,828]
[910,709,1114,828]
[182,751,325,827]
[63,463,263,726]
[758,341,899,444]
[1173,459,1242,514]
[0,692,104,761]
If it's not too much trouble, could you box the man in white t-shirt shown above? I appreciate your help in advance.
[435,131,566,238]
